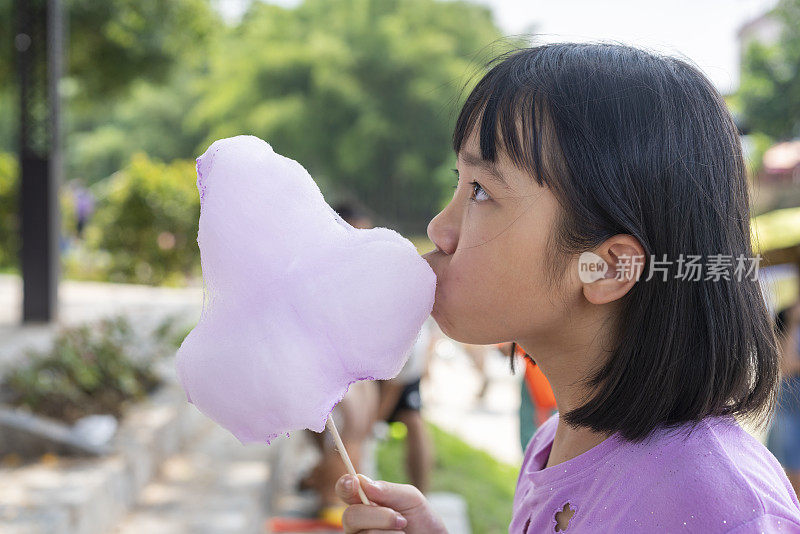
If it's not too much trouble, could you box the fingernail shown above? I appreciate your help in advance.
[358,474,374,486]
[395,513,408,529]
[343,476,353,492]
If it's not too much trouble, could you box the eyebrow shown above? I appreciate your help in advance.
[459,151,513,191]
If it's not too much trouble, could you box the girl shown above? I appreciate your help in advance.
[335,42,800,532]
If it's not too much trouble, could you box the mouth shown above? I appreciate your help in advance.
[422,247,442,265]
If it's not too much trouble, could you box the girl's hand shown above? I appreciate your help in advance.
[335,473,449,534]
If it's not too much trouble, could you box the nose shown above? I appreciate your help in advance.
[426,206,459,256]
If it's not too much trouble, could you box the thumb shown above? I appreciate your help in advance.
[355,474,426,513]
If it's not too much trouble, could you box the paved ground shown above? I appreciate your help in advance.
[113,414,275,534]
[423,337,524,466]
[0,273,203,375]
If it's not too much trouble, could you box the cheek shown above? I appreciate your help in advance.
[433,253,512,338]
[495,213,567,325]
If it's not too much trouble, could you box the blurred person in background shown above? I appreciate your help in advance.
[335,199,437,494]
[296,201,381,525]
[498,341,557,453]
[72,178,95,240]
[374,314,437,494]
[767,301,800,498]
[461,342,491,401]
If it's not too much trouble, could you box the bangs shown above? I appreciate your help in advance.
[451,49,558,191]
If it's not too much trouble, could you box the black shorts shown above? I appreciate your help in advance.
[386,378,422,423]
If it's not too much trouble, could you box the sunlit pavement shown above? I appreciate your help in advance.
[0,273,202,374]
[423,334,525,467]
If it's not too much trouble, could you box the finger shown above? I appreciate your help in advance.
[355,473,425,513]
[341,504,408,533]
[336,474,373,505]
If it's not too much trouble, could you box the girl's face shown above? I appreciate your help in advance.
[424,129,575,346]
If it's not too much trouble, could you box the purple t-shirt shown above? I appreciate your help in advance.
[510,412,800,533]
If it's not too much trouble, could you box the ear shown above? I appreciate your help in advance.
[581,235,646,305]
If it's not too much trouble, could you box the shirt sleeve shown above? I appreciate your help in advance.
[726,513,800,533]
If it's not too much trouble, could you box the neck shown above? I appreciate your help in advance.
[518,306,618,468]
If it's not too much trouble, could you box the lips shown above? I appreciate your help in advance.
[421,250,444,294]
[422,249,440,269]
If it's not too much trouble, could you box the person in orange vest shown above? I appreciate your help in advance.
[497,342,557,453]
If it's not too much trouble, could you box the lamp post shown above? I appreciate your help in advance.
[15,0,64,323]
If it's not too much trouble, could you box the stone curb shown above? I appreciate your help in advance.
[0,382,208,534]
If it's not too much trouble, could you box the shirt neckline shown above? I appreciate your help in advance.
[526,413,627,487]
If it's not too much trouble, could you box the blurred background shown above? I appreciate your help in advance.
[1,0,799,533]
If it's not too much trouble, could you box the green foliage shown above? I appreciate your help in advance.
[377,420,518,534]
[745,131,776,179]
[0,0,220,153]
[3,0,514,235]
[737,0,800,140]
[0,86,14,155]
[2,315,162,424]
[0,152,84,272]
[0,0,11,87]
[152,312,195,349]
[752,206,800,252]
[67,68,208,184]
[85,153,201,285]
[0,152,18,269]
[189,0,517,233]
[66,0,218,103]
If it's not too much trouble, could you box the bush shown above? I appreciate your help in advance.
[2,316,163,424]
[152,312,195,350]
[85,152,201,285]
[0,152,18,270]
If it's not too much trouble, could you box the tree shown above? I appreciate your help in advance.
[188,0,519,233]
[737,0,800,140]
[0,0,220,153]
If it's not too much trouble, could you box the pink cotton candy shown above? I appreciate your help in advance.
[175,135,437,445]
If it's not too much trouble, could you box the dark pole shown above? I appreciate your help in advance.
[15,0,63,323]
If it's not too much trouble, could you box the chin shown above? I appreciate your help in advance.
[431,310,487,345]
[430,306,457,341]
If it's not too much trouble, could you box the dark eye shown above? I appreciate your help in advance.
[469,181,490,202]
[451,168,490,202]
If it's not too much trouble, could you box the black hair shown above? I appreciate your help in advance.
[453,42,780,443]
[774,308,789,338]
[332,200,365,226]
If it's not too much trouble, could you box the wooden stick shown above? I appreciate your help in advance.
[326,413,371,505]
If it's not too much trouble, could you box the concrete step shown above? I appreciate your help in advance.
[112,417,275,534]
[0,384,211,534]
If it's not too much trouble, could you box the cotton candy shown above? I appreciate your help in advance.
[175,135,436,445]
